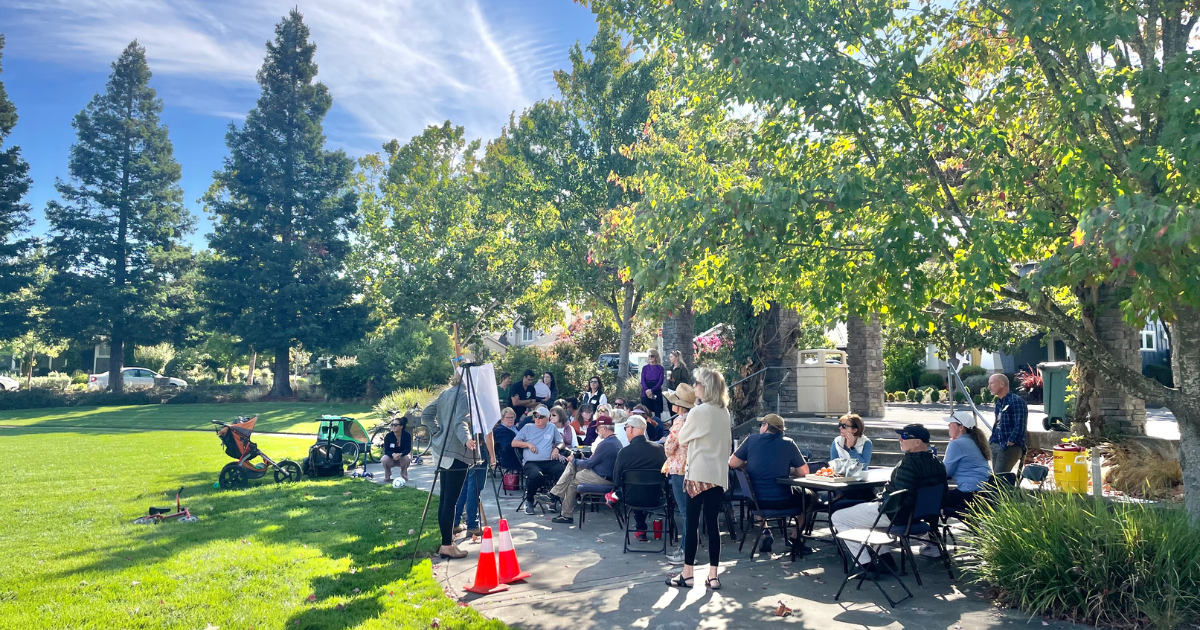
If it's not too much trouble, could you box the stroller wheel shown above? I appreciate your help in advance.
[133,516,158,525]
[178,515,199,524]
[219,463,249,489]
[274,460,303,484]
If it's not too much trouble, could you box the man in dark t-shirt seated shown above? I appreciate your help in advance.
[729,413,811,543]
[510,369,539,425]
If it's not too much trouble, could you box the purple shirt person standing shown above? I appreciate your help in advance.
[639,349,667,439]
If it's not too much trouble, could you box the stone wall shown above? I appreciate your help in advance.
[1094,300,1147,435]
[759,304,800,414]
[847,315,886,418]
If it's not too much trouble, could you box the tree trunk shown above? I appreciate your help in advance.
[224,356,234,384]
[108,334,125,393]
[616,283,635,381]
[24,350,33,389]
[247,348,257,386]
[270,346,293,398]
[1169,313,1200,523]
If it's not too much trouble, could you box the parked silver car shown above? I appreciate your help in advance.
[0,374,18,391]
[87,368,188,391]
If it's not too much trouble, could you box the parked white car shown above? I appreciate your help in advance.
[87,368,188,391]
[0,374,19,391]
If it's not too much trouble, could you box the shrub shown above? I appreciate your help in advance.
[1015,365,1044,402]
[374,388,439,420]
[962,374,990,396]
[953,391,967,403]
[958,364,987,379]
[973,393,983,405]
[134,343,175,373]
[967,491,1200,629]
[918,371,945,389]
[886,392,895,402]
[1144,363,1174,388]
[0,389,69,410]
[320,367,368,399]
[29,372,72,392]
[884,342,924,392]
[939,389,950,403]
[1105,441,1184,500]
[906,388,919,403]
[928,388,940,403]
[70,370,89,385]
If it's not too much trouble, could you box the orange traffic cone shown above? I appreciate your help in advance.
[496,519,531,583]
[464,527,508,595]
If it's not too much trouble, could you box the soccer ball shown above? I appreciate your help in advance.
[392,478,407,489]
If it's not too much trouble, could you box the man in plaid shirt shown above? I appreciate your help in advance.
[988,374,1028,473]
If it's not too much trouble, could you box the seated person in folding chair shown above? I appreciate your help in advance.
[729,413,813,551]
[831,424,947,572]
[492,408,522,472]
[610,415,667,542]
[547,415,620,524]
[938,412,992,546]
[511,405,567,514]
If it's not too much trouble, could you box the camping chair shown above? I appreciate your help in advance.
[734,469,807,561]
[618,469,671,554]
[834,489,914,608]
[1022,464,1049,488]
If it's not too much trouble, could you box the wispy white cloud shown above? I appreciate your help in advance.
[2,0,573,151]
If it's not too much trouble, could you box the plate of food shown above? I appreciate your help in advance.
[806,467,854,482]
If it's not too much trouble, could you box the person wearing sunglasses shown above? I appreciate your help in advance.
[830,424,947,573]
[582,376,607,408]
[511,405,567,514]
[381,416,412,483]
[612,398,626,410]
[831,414,872,466]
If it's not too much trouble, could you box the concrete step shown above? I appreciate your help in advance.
[782,417,950,440]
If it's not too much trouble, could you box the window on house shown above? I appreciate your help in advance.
[521,326,535,343]
[1140,330,1157,352]
[97,344,110,358]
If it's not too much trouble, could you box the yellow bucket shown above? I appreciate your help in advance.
[1052,444,1089,493]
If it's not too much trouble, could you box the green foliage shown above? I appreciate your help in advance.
[886,392,895,403]
[353,319,453,394]
[70,370,88,385]
[928,388,940,404]
[134,343,175,373]
[959,365,987,379]
[320,367,368,400]
[966,492,1200,629]
[963,374,991,397]
[954,391,967,404]
[494,342,602,401]
[28,372,71,392]
[883,339,924,392]
[0,35,35,334]
[373,389,438,420]
[43,41,193,393]
[906,389,919,403]
[202,10,366,397]
[918,372,945,389]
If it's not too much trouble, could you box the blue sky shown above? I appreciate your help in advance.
[0,0,599,247]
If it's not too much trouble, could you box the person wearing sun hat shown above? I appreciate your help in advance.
[661,383,696,564]
[830,423,948,571]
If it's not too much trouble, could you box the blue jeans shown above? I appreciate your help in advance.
[670,474,688,549]
[453,464,488,529]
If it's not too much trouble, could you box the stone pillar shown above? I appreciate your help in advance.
[1093,290,1147,435]
[660,301,696,367]
[760,303,800,414]
[848,314,886,418]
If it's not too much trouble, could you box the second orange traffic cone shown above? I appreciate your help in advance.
[496,519,531,583]
[464,527,508,595]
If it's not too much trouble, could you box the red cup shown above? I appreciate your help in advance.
[653,519,663,540]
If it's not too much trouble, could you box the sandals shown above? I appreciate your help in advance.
[665,573,694,588]
[706,577,722,591]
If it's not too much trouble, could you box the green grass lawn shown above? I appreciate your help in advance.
[0,426,503,630]
[0,402,376,434]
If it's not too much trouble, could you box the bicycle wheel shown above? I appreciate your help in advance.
[411,425,431,458]
[366,427,389,464]
[341,442,362,468]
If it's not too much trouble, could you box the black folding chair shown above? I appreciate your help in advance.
[734,469,807,561]
[834,489,914,607]
[618,469,671,554]
[894,484,954,585]
[576,482,620,530]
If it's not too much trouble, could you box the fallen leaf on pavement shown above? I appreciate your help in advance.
[774,601,792,617]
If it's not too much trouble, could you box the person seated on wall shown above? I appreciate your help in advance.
[729,413,813,549]
[511,405,567,515]
[831,424,948,572]
[547,415,620,524]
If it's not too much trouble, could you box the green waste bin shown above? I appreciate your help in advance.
[1038,361,1074,431]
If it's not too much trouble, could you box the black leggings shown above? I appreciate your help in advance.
[684,486,724,567]
[438,460,468,545]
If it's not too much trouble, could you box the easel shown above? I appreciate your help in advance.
[408,325,504,570]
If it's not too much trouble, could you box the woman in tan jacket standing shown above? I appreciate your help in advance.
[667,367,732,590]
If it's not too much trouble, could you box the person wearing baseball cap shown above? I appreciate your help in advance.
[831,423,947,573]
[610,414,667,541]
[729,413,813,554]
[511,404,566,514]
[546,415,620,524]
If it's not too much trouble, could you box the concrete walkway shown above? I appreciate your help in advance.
[359,458,1084,630]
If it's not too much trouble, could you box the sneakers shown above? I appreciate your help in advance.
[536,492,557,505]
[551,515,573,524]
[666,549,685,565]
[523,503,536,515]
[759,531,774,554]
[634,532,649,542]
[919,543,943,558]
[604,491,619,507]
